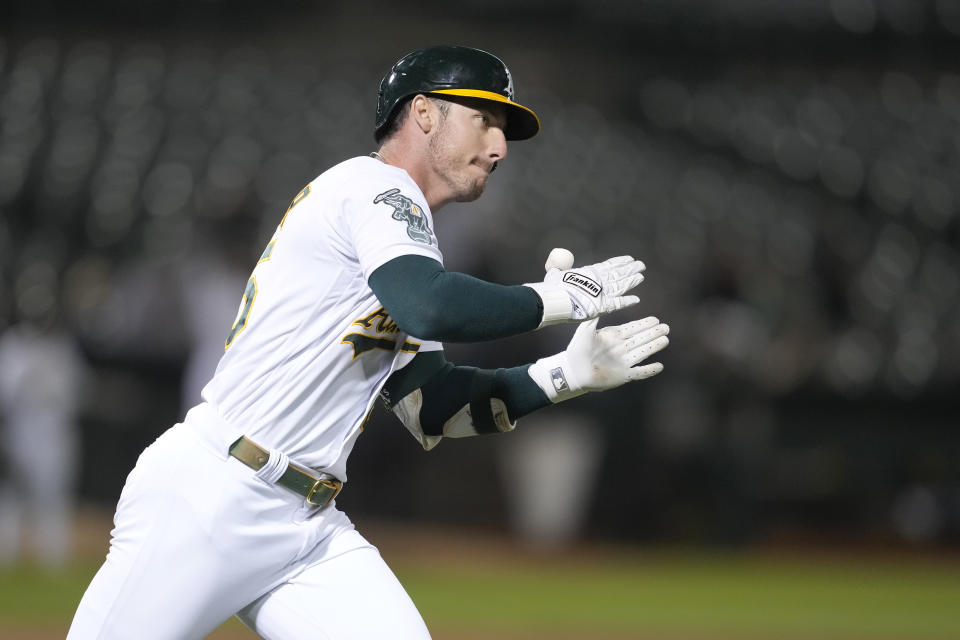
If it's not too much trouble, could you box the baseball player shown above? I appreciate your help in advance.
[68,45,670,639]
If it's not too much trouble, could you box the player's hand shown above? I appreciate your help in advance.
[527,316,669,403]
[525,248,646,327]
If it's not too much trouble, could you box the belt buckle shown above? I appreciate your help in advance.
[306,476,342,507]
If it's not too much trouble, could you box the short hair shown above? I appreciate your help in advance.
[374,96,451,145]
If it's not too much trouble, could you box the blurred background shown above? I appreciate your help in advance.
[1,0,959,578]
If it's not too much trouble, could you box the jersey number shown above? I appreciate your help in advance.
[224,184,310,350]
[225,276,257,349]
[224,239,276,350]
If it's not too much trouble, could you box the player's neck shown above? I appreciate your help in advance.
[373,144,453,212]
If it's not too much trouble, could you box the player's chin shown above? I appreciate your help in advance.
[453,186,485,203]
[453,177,488,203]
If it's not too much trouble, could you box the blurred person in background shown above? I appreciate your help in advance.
[0,261,86,569]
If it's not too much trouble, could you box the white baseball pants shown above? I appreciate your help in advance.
[67,417,431,639]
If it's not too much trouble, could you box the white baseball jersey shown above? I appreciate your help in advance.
[199,156,444,481]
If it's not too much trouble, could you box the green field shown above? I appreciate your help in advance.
[398,549,960,639]
[2,538,959,640]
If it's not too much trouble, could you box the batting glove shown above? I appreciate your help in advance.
[525,249,646,328]
[527,316,669,403]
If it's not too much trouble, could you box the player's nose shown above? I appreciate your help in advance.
[488,126,507,164]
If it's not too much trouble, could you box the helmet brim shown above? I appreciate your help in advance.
[430,88,541,141]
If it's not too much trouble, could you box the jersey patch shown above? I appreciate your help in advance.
[374,188,436,246]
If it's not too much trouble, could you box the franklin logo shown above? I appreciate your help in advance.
[374,188,436,245]
[562,272,601,297]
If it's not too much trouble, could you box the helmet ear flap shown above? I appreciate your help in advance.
[374,96,413,144]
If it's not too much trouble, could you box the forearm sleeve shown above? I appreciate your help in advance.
[368,254,543,342]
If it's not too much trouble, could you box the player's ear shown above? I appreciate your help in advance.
[410,94,435,134]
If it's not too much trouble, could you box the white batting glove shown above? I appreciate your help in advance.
[525,249,646,328]
[527,316,669,403]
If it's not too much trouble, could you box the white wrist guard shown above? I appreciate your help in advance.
[526,351,586,404]
[525,282,574,328]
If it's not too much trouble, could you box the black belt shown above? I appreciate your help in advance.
[228,436,342,507]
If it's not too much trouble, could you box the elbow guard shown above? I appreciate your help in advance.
[390,369,517,451]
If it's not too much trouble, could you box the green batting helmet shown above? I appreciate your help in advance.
[375,45,541,142]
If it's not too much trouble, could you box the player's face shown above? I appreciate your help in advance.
[428,98,508,203]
